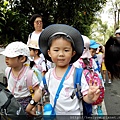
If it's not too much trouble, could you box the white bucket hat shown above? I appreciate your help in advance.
[0,41,30,58]
[81,35,92,58]
[27,40,39,49]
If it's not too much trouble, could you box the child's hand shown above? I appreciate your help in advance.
[87,79,100,102]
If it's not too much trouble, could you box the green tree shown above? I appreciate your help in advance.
[90,18,114,44]
[0,0,30,45]
[0,0,107,45]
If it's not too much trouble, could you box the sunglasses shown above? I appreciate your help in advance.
[34,20,42,25]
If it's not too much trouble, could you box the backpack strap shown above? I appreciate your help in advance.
[6,67,12,80]
[93,55,100,72]
[71,68,83,99]
[29,33,32,39]
[26,69,34,94]
[42,76,49,94]
[32,67,42,83]
[6,67,35,95]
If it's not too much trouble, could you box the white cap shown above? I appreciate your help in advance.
[27,40,39,49]
[81,35,92,58]
[115,29,120,34]
[0,41,30,58]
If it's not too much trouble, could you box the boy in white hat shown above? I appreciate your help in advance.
[0,41,40,118]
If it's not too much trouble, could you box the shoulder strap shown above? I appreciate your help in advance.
[71,68,83,99]
[32,67,42,83]
[89,58,92,66]
[52,65,71,114]
[42,76,49,93]
[29,33,32,39]
[7,67,34,93]
[26,69,34,93]
[6,68,12,80]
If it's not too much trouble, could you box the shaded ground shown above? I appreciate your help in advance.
[104,79,120,115]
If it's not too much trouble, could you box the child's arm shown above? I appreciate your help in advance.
[26,88,42,115]
[33,84,39,91]
[83,79,100,104]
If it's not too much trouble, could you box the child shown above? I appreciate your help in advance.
[27,14,44,45]
[0,41,40,117]
[28,40,47,76]
[89,40,101,72]
[89,39,104,116]
[105,36,120,79]
[98,45,112,83]
[73,36,100,75]
[26,24,100,117]
[73,35,101,116]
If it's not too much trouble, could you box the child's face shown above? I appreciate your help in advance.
[89,48,97,57]
[48,38,76,67]
[29,48,38,57]
[5,56,24,68]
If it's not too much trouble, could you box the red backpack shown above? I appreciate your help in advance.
[79,58,105,105]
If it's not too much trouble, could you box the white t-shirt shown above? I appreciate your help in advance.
[34,53,46,72]
[40,65,89,115]
[96,52,103,67]
[5,65,39,98]
[27,30,44,45]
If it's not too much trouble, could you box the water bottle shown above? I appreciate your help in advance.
[43,103,56,120]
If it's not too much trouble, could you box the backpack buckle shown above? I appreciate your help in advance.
[71,91,75,99]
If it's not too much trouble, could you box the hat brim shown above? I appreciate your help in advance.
[39,24,84,63]
[28,46,39,50]
[0,51,17,58]
[90,44,100,49]
[0,51,29,58]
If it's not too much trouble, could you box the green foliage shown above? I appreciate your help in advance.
[90,18,114,45]
[0,0,107,45]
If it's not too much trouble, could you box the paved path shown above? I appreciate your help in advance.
[104,80,120,115]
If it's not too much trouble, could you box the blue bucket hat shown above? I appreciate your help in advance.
[90,40,100,49]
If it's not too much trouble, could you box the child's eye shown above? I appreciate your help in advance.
[65,50,69,52]
[54,50,58,52]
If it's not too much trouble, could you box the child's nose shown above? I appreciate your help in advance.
[59,51,64,56]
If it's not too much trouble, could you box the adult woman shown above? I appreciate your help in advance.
[27,14,53,71]
[27,14,44,45]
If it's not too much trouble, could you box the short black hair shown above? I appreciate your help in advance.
[29,14,42,27]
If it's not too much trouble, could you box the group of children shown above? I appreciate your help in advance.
[0,24,107,119]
